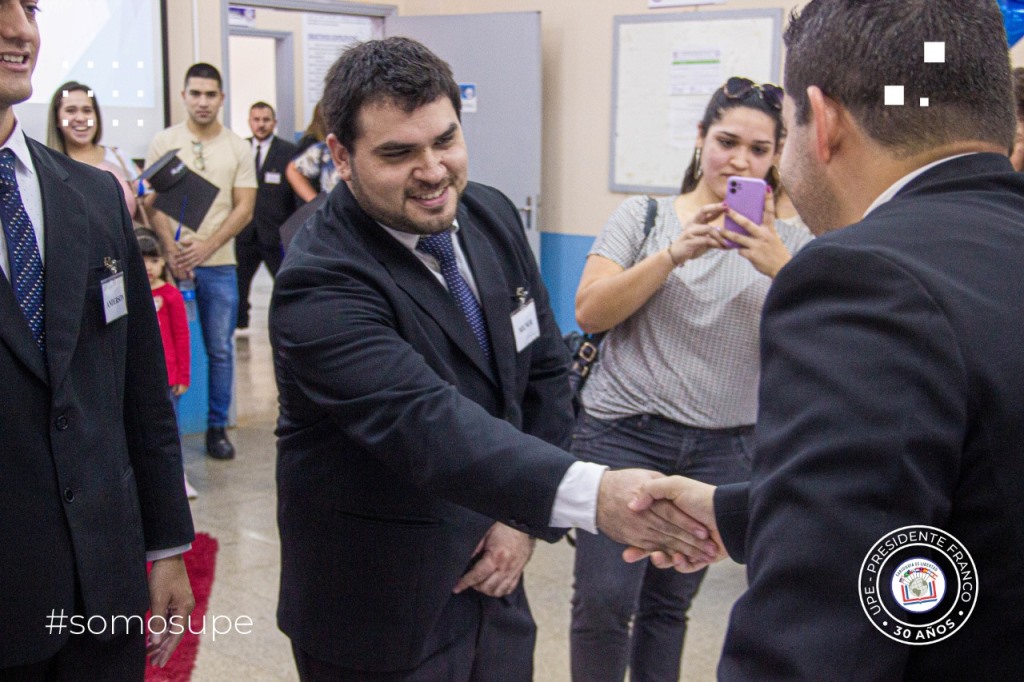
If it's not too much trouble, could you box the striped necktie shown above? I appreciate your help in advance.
[0,148,45,353]
[417,231,492,361]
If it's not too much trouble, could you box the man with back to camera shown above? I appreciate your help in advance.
[235,101,296,332]
[146,63,257,461]
[627,0,1024,679]
[0,0,195,676]
[269,37,715,680]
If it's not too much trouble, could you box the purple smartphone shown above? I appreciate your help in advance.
[723,176,766,248]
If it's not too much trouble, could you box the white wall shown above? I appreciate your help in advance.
[227,35,278,139]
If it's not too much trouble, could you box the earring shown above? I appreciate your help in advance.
[694,147,703,180]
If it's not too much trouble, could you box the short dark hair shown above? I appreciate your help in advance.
[784,0,1014,156]
[184,62,223,91]
[680,80,785,194]
[250,101,275,118]
[134,227,164,259]
[321,37,461,151]
[1013,67,1024,122]
[46,81,102,153]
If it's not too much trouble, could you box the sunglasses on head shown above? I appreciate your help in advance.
[191,140,206,171]
[723,77,783,111]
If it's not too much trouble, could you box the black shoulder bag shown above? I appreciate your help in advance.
[565,197,659,414]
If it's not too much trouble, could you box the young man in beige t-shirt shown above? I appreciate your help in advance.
[146,63,256,462]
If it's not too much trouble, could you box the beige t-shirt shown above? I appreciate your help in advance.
[145,123,257,266]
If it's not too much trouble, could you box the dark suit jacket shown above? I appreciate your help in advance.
[0,138,195,668]
[238,136,297,247]
[714,154,1024,680]
[270,181,576,672]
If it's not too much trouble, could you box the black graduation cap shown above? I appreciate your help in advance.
[139,149,219,231]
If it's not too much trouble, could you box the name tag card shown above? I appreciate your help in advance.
[264,171,282,184]
[102,272,128,324]
[511,300,540,352]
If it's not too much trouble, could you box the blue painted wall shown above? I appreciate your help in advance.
[176,315,209,435]
[540,232,594,336]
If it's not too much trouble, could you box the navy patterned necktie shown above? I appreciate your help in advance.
[0,149,45,353]
[417,231,492,361]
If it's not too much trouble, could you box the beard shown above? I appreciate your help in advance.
[781,137,845,236]
[348,166,465,236]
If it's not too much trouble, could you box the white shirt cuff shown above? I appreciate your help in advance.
[549,461,608,533]
[146,544,191,562]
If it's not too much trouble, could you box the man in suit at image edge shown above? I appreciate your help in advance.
[630,1,1024,679]
[0,0,195,676]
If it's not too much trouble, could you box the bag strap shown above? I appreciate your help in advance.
[584,197,658,348]
[581,193,659,348]
[643,196,658,238]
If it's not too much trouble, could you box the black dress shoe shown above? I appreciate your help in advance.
[205,427,235,460]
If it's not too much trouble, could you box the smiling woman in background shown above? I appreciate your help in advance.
[46,80,140,219]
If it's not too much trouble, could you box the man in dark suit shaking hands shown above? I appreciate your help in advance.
[271,37,712,680]
[0,0,195,677]
[628,0,1024,679]
[235,101,296,331]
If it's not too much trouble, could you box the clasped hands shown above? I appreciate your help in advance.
[168,237,216,280]
[596,469,724,573]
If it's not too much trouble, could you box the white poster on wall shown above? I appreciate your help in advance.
[669,47,721,96]
[302,13,377,126]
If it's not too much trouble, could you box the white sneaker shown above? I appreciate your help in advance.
[184,476,199,500]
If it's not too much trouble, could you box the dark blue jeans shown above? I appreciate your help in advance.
[569,413,753,682]
[193,265,238,428]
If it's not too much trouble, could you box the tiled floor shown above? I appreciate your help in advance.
[183,267,747,681]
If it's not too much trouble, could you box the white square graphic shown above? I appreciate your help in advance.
[112,119,119,127]
[884,85,905,106]
[137,119,145,127]
[924,42,945,63]
[920,97,930,107]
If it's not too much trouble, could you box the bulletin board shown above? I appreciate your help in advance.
[610,9,783,194]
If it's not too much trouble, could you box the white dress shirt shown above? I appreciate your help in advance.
[252,136,271,172]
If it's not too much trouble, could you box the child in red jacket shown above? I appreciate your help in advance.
[136,229,195,498]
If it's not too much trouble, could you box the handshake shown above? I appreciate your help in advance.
[595,469,725,572]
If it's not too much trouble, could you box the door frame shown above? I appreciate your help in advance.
[225,29,296,139]
[219,0,397,140]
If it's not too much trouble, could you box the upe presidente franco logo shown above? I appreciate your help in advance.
[859,525,977,645]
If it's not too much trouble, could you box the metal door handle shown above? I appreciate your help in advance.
[518,196,533,231]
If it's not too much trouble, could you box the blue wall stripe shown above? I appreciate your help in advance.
[540,232,594,336]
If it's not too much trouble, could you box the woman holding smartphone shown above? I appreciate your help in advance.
[569,77,813,681]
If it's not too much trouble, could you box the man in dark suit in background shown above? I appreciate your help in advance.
[630,1,1024,679]
[0,0,195,677]
[236,101,296,331]
[270,37,710,680]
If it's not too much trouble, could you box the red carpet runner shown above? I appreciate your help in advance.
[145,532,219,682]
